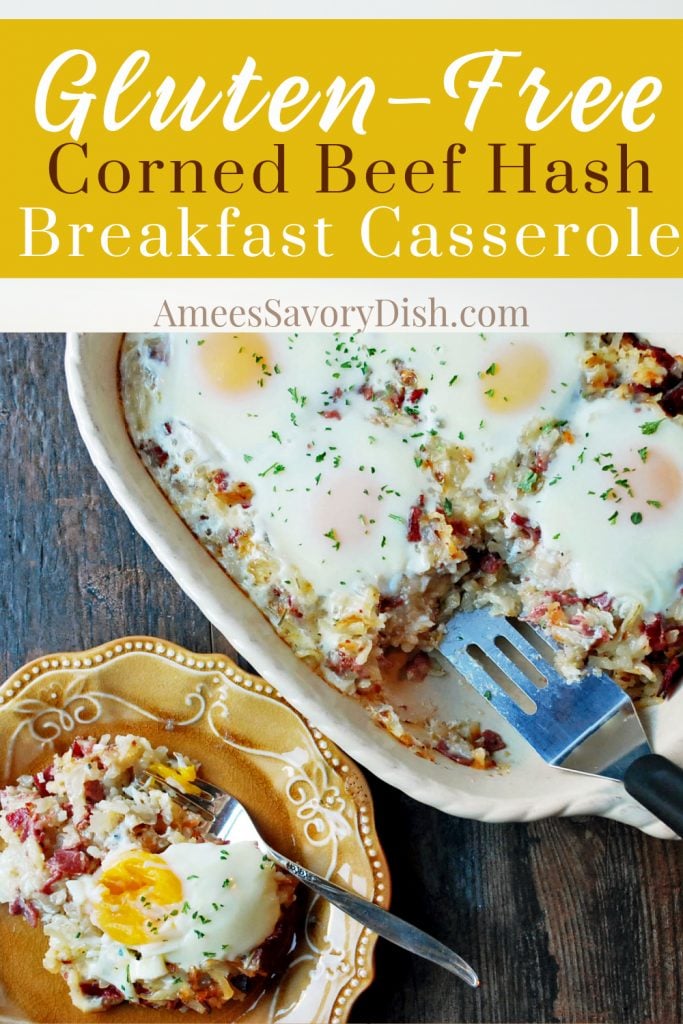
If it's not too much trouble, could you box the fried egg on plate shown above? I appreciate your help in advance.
[68,842,280,991]
[520,394,683,614]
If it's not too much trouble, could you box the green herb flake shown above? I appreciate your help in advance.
[518,471,539,493]
[258,462,285,478]
[639,420,663,436]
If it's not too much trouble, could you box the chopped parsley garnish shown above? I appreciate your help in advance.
[288,386,307,408]
[258,462,285,477]
[638,447,649,463]
[518,471,539,493]
[639,419,663,435]
[324,528,341,550]
[608,511,619,525]
[630,512,643,525]
[542,419,568,434]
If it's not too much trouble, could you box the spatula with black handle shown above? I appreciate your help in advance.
[440,609,683,837]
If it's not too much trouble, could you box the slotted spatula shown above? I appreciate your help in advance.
[440,609,683,837]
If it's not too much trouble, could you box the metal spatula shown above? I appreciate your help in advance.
[440,609,683,837]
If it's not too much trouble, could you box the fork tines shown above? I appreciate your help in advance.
[136,766,219,818]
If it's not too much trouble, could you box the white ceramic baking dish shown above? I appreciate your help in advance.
[64,334,683,838]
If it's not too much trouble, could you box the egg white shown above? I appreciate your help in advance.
[520,394,683,614]
[73,842,281,980]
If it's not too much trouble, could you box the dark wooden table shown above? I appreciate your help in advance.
[1,335,681,1024]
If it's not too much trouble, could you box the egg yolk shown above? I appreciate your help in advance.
[197,334,272,393]
[93,850,183,946]
[629,447,682,511]
[310,471,384,548]
[482,343,550,413]
[149,760,202,796]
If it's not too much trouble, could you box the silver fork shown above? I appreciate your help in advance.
[137,767,480,987]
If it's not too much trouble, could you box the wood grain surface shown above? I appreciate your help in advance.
[0,334,681,1024]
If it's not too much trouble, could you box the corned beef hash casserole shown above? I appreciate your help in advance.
[0,735,297,1014]
[120,332,683,764]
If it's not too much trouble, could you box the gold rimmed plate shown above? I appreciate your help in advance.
[0,637,388,1023]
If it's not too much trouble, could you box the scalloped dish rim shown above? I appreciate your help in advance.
[0,636,388,1024]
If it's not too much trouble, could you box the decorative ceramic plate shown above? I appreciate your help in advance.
[64,335,683,838]
[0,638,387,1023]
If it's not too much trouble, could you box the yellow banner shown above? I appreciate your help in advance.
[2,19,682,277]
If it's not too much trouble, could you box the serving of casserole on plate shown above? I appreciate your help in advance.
[65,334,683,836]
[0,638,385,1023]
